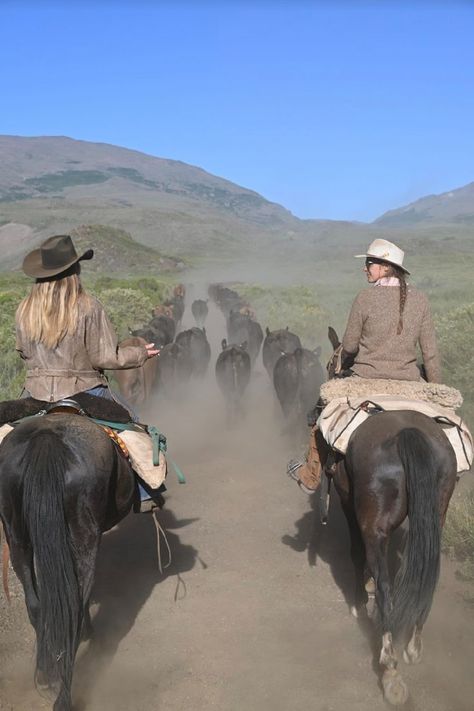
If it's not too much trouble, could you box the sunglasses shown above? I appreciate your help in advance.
[365,258,386,267]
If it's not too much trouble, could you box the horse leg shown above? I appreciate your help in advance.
[403,624,423,665]
[340,502,367,617]
[8,533,40,628]
[71,533,100,643]
[364,533,409,706]
[7,531,56,687]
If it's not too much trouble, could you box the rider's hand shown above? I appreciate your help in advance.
[145,343,161,358]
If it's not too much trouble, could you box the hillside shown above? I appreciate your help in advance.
[375,182,474,226]
[0,224,183,275]
[0,135,473,270]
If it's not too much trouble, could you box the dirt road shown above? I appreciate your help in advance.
[1,300,473,711]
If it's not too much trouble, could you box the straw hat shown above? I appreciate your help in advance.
[22,235,94,278]
[354,238,409,274]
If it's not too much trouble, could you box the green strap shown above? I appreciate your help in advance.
[169,457,186,484]
[89,417,143,432]
[11,411,187,485]
[148,425,166,466]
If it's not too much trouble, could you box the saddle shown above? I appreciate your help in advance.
[0,393,131,427]
[0,394,172,492]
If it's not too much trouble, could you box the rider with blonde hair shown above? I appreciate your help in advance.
[288,238,441,493]
[17,234,159,403]
[16,234,161,509]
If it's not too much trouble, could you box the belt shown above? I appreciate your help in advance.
[26,368,104,378]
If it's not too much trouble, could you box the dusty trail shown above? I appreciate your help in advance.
[0,298,473,711]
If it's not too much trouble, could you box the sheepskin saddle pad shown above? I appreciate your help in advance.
[317,381,472,474]
[320,377,463,410]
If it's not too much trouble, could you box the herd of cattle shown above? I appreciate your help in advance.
[116,283,325,423]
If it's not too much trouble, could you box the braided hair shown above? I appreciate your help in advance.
[386,264,407,334]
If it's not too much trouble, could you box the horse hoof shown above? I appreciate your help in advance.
[382,669,409,706]
[365,577,376,594]
[403,641,423,665]
[366,594,376,619]
[350,605,359,619]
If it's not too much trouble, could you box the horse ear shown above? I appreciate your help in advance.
[314,346,322,358]
[328,326,340,349]
[266,327,270,336]
[221,339,227,350]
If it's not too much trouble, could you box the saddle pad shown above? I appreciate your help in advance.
[318,396,473,474]
[120,430,167,489]
[320,378,463,410]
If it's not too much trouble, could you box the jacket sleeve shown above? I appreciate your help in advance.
[15,310,28,360]
[419,298,441,383]
[342,294,364,355]
[85,301,148,370]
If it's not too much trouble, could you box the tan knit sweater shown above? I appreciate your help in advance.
[342,285,441,383]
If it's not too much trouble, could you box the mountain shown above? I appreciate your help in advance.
[375,182,474,226]
[0,135,300,259]
[0,135,473,274]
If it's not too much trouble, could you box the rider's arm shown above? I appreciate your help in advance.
[419,299,441,383]
[85,300,149,371]
[342,294,363,356]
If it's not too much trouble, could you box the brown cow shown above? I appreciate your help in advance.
[152,304,175,319]
[173,283,186,298]
[115,337,157,405]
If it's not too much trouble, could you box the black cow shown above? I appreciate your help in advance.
[215,339,251,422]
[130,325,172,349]
[227,310,249,343]
[164,294,185,326]
[227,311,264,364]
[191,299,209,327]
[273,347,325,419]
[262,327,302,378]
[175,327,211,377]
[149,314,176,343]
[156,341,192,397]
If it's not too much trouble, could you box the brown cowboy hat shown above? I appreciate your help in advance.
[22,235,94,278]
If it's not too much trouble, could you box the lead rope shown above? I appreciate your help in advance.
[152,511,172,574]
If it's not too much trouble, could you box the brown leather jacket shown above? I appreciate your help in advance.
[16,296,148,402]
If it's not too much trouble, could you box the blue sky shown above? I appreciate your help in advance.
[1,1,473,221]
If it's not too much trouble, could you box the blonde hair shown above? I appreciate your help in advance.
[17,272,92,348]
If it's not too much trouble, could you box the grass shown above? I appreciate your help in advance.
[443,490,474,582]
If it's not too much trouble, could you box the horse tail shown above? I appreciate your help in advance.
[391,427,441,637]
[21,430,82,698]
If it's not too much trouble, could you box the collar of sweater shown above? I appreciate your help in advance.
[374,277,400,286]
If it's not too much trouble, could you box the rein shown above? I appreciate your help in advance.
[1,522,10,603]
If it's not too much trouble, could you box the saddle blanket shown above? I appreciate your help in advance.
[318,395,473,474]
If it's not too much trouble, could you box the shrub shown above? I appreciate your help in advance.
[94,288,154,340]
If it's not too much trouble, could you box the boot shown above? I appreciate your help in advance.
[287,426,326,494]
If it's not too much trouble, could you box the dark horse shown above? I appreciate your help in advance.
[0,414,136,711]
[324,328,457,705]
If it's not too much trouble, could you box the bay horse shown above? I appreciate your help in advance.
[0,413,136,711]
[324,328,458,705]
